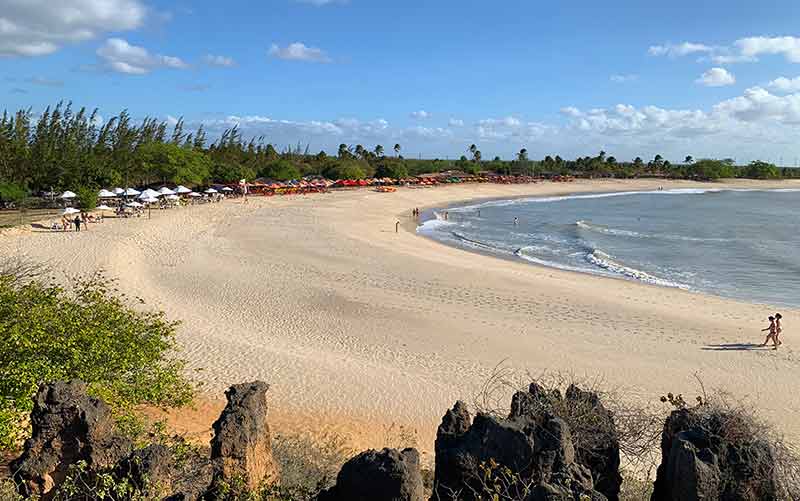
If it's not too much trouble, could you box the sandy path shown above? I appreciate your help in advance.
[2,178,799,457]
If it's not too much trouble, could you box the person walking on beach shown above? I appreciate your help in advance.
[73,215,81,232]
[396,220,400,233]
[761,316,778,349]
[775,313,783,347]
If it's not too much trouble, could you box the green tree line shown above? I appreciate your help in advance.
[0,102,795,203]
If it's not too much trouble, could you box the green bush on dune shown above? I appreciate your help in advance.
[0,263,194,451]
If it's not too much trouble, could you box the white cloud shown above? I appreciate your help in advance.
[610,74,638,83]
[696,67,735,87]
[768,76,800,93]
[479,116,522,127]
[96,38,189,74]
[648,42,713,58]
[410,110,431,119]
[269,42,331,63]
[713,86,800,123]
[0,0,146,57]
[448,118,464,127]
[204,54,235,67]
[736,36,800,63]
[27,76,64,87]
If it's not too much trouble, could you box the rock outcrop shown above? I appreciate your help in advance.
[11,380,132,498]
[432,396,609,501]
[509,383,622,500]
[651,407,779,501]
[318,448,425,501]
[210,381,279,490]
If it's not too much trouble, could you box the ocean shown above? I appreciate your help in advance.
[418,188,800,307]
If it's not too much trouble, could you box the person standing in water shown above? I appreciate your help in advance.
[514,217,519,225]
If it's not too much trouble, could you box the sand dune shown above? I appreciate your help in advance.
[2,178,799,457]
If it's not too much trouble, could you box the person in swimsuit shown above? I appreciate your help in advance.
[775,313,783,347]
[761,316,778,349]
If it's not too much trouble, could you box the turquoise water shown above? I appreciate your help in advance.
[418,188,800,307]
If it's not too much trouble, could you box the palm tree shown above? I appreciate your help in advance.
[338,144,349,159]
[375,145,384,158]
[474,150,482,163]
[354,144,365,160]
[394,143,401,157]
[685,155,694,164]
[517,148,528,162]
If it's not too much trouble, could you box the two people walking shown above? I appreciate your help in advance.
[761,313,783,350]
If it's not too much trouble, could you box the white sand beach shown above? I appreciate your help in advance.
[2,178,799,457]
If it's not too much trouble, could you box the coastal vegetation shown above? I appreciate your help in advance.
[0,102,797,205]
[0,259,194,451]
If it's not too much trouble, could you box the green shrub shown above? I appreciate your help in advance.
[0,271,194,450]
[75,186,98,211]
[0,183,27,205]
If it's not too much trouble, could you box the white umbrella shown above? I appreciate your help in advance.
[95,205,114,211]
[175,185,192,194]
[221,187,234,192]
[142,197,160,204]
[126,201,143,208]
[98,189,116,198]
[124,188,141,196]
[189,192,201,198]
[62,207,80,215]
[158,187,176,195]
[204,188,218,194]
[138,189,160,200]
[113,188,125,195]
[60,191,77,199]
[166,194,180,200]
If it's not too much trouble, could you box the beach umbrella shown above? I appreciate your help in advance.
[158,187,176,195]
[188,192,201,197]
[124,188,141,196]
[175,185,192,194]
[113,188,125,195]
[60,191,77,199]
[98,189,116,198]
[62,207,80,215]
[126,201,143,208]
[138,188,160,199]
[95,205,114,211]
[166,194,179,200]
[142,196,159,204]
[221,187,234,192]
[204,188,218,194]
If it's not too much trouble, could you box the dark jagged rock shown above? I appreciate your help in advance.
[651,407,779,501]
[318,448,424,501]
[115,443,213,501]
[11,380,132,498]
[508,382,622,501]
[431,399,607,501]
[210,381,279,490]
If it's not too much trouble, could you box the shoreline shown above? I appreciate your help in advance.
[411,184,800,309]
[3,178,800,457]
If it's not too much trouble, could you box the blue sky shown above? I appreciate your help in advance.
[3,0,800,163]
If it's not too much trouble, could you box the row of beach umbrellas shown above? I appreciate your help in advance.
[60,185,234,201]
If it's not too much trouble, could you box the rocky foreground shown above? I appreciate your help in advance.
[10,379,785,501]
